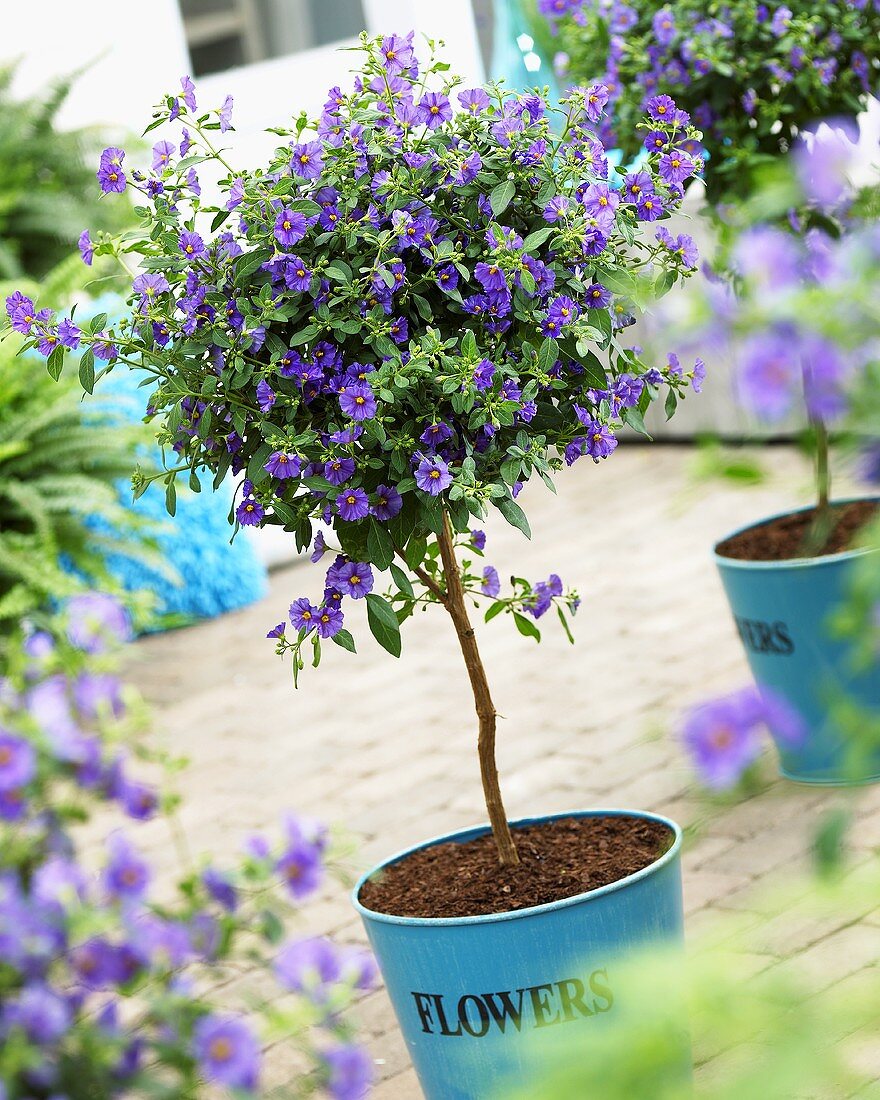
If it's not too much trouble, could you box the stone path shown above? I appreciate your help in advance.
[127,445,880,1097]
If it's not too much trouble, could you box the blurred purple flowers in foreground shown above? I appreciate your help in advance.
[683,686,805,789]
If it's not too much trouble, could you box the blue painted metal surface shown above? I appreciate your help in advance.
[715,501,880,784]
[354,809,683,1100]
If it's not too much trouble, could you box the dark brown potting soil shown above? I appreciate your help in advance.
[358,814,674,919]
[716,500,878,562]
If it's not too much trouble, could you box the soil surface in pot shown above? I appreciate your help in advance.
[358,814,673,919]
[716,500,878,562]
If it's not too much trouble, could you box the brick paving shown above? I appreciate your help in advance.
[127,445,880,1097]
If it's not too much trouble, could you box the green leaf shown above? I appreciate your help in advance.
[367,519,394,571]
[234,248,272,286]
[490,179,516,217]
[390,562,415,598]
[324,260,352,284]
[332,629,357,653]
[46,346,64,382]
[538,337,558,375]
[664,388,678,421]
[557,604,575,645]
[496,496,531,539]
[165,480,177,517]
[623,406,652,439]
[366,593,402,657]
[513,611,541,642]
[77,348,95,394]
[484,600,506,623]
[522,226,555,251]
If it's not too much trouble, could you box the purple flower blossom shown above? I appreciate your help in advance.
[323,1044,373,1100]
[459,87,491,114]
[181,74,197,112]
[337,488,370,522]
[97,147,126,193]
[67,593,131,654]
[585,283,612,309]
[418,92,452,129]
[0,732,36,791]
[371,484,403,521]
[659,149,696,184]
[103,833,150,901]
[236,497,265,526]
[335,562,374,599]
[481,566,501,597]
[219,94,234,132]
[474,359,496,391]
[324,457,356,486]
[265,451,302,479]
[58,318,82,349]
[339,382,377,421]
[285,255,312,292]
[193,1015,260,1091]
[645,95,689,127]
[584,83,609,122]
[178,230,206,258]
[256,379,276,412]
[737,331,799,422]
[78,230,94,266]
[315,604,345,638]
[274,208,308,248]
[276,835,324,899]
[471,529,487,551]
[636,193,665,221]
[414,454,453,495]
[2,984,71,1045]
[290,598,319,633]
[151,140,175,171]
[291,140,324,179]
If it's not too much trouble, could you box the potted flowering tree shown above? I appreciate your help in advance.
[534,0,880,210]
[676,136,880,784]
[5,34,705,1097]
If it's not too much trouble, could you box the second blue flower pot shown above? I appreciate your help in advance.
[715,500,880,784]
[353,809,683,1100]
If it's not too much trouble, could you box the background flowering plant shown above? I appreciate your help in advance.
[0,594,375,1098]
[6,33,703,866]
[536,0,880,208]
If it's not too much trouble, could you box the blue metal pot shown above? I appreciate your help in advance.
[715,500,880,784]
[353,809,683,1100]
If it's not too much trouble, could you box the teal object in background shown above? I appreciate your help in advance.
[490,0,561,101]
[715,501,880,784]
[354,809,683,1100]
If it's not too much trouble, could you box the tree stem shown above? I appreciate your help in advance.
[805,417,833,555]
[436,513,520,866]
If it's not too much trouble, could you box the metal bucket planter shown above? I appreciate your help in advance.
[353,809,683,1100]
[715,501,880,784]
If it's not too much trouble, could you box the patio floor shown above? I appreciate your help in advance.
[127,444,880,1097]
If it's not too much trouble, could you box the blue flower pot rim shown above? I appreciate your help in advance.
[713,495,880,573]
[352,808,682,928]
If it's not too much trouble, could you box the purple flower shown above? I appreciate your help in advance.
[203,867,238,912]
[132,272,170,307]
[584,83,609,122]
[275,936,341,999]
[801,336,849,421]
[418,92,452,129]
[151,140,175,171]
[645,95,689,127]
[579,419,618,460]
[290,598,319,633]
[339,382,377,421]
[179,230,206,258]
[285,255,312,293]
[435,264,459,292]
[276,836,324,899]
[458,87,491,114]
[324,457,356,486]
[420,421,454,447]
[180,74,197,111]
[683,690,763,789]
[274,208,308,247]
[103,833,150,901]
[73,671,124,719]
[335,561,374,599]
[371,484,403,521]
[315,604,345,639]
[120,780,159,821]
[585,283,612,309]
[265,451,302,479]
[291,140,324,179]
[323,1044,373,1100]
[219,94,234,132]
[652,6,676,44]
[256,379,276,412]
[97,147,126,193]
[193,1015,260,1091]
[771,5,792,34]
[337,488,370,523]
[795,123,858,210]
[0,732,36,791]
[2,984,71,1045]
[481,566,501,597]
[474,359,496,391]
[236,497,265,526]
[659,150,696,185]
[389,316,408,344]
[415,454,453,496]
[58,318,81,349]
[636,193,665,221]
[380,34,415,73]
[67,593,131,653]
[737,331,799,422]
[581,182,620,217]
[471,529,487,551]
[78,229,94,266]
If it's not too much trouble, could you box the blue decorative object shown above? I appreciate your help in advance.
[490,0,561,101]
[715,500,880,784]
[75,295,268,633]
[354,809,684,1100]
